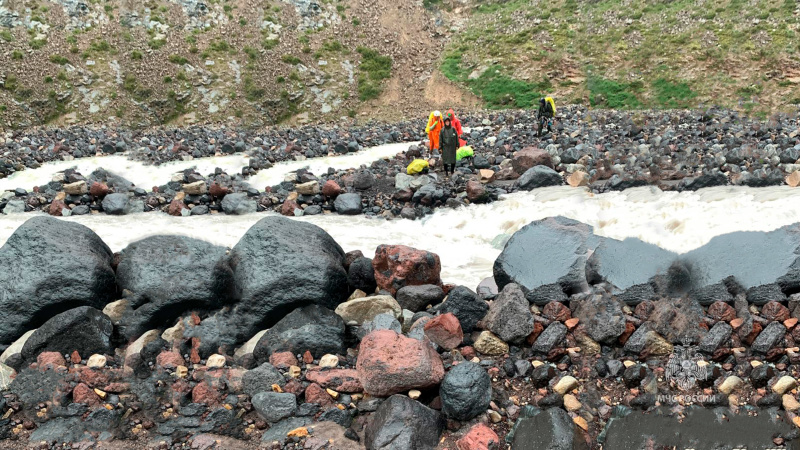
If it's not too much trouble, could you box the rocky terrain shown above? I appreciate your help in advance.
[0,214,800,449]
[3,107,800,220]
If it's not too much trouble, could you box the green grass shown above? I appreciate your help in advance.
[356,47,393,101]
[168,54,188,65]
[11,50,23,60]
[651,78,697,108]
[89,40,113,53]
[281,54,302,64]
[49,55,69,65]
[29,39,47,49]
[131,50,143,60]
[0,30,13,42]
[148,39,166,50]
[588,77,643,109]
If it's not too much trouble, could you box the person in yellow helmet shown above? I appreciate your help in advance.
[425,111,443,151]
[407,158,430,175]
[537,97,556,137]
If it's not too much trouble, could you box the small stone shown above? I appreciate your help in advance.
[487,410,502,423]
[783,394,800,411]
[773,376,797,394]
[718,376,743,395]
[409,389,421,400]
[573,416,589,431]
[287,427,309,438]
[288,366,302,378]
[86,354,107,369]
[206,354,226,368]
[553,376,578,395]
[563,394,581,411]
[319,354,339,368]
[473,331,508,356]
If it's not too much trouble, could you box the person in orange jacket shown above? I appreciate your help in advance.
[425,111,443,150]
[445,109,466,147]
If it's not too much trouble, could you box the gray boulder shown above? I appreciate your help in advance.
[511,407,587,450]
[439,361,491,421]
[348,257,377,293]
[440,286,487,333]
[396,284,445,312]
[252,392,296,423]
[570,294,626,344]
[253,305,345,362]
[20,307,113,367]
[364,395,445,450]
[483,283,534,344]
[0,217,115,348]
[334,193,362,215]
[221,193,257,215]
[116,235,235,339]
[516,166,563,190]
[102,193,141,215]
[242,363,286,397]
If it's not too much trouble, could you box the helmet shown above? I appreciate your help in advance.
[539,98,546,104]
[433,111,441,117]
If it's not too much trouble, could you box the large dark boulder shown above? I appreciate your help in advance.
[439,361,491,421]
[253,305,345,363]
[516,166,564,190]
[364,395,445,450]
[494,217,601,302]
[396,285,445,312]
[483,283,534,344]
[569,294,626,344]
[116,236,235,339]
[20,307,113,367]
[0,217,115,348]
[680,224,800,296]
[348,257,377,293]
[511,407,588,450]
[224,217,349,345]
[586,237,676,301]
[439,286,487,333]
[334,193,362,215]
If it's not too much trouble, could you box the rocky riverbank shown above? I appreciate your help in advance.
[4,107,800,219]
[1,215,800,448]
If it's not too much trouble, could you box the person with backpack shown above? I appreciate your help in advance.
[425,111,444,150]
[537,97,556,137]
[439,117,459,177]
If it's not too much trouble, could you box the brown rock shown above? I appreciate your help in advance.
[762,301,790,322]
[73,383,101,407]
[305,368,363,393]
[156,351,185,370]
[423,313,464,350]
[89,182,109,197]
[269,352,299,369]
[479,169,496,183]
[466,180,488,203]
[356,330,444,396]
[372,245,442,295]
[37,352,66,369]
[456,423,500,450]
[209,183,228,198]
[167,198,187,216]
[787,171,800,188]
[304,383,334,407]
[192,381,221,406]
[70,351,81,364]
[542,302,571,322]
[512,147,553,175]
[567,171,590,187]
[48,199,68,216]
[281,199,300,216]
[708,301,736,322]
[322,180,342,197]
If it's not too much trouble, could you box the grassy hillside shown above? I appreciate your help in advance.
[440,0,800,115]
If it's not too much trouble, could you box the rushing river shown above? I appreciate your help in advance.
[2,143,800,288]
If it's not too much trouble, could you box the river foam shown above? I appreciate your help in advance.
[2,185,799,288]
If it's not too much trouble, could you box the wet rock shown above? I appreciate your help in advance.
[334,193,362,215]
[102,193,137,214]
[474,331,509,356]
[348,257,377,293]
[517,166,564,190]
[116,235,235,339]
[296,181,320,195]
[322,180,342,197]
[261,417,313,445]
[396,284,445,312]
[373,245,441,295]
[511,407,586,450]
[305,368,363,393]
[440,286,487,333]
[20,307,113,368]
[483,283,534,344]
[0,217,115,348]
[456,424,500,450]
[512,147,553,174]
[570,294,626,344]
[356,330,444,396]
[221,193,257,215]
[242,363,285,397]
[254,305,345,362]
[252,392,296,423]
[359,313,403,339]
[531,322,567,354]
[223,217,349,345]
[440,361,491,421]
[698,322,732,354]
[364,395,445,450]
[423,313,463,350]
[586,236,676,296]
[751,321,786,354]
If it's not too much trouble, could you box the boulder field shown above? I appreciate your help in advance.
[0,215,800,447]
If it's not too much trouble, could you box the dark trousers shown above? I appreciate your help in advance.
[443,163,454,175]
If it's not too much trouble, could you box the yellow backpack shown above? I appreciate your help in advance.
[545,97,556,115]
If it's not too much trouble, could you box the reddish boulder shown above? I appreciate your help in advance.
[269,352,298,369]
[512,147,553,175]
[304,383,334,407]
[322,180,342,197]
[73,383,101,407]
[762,301,790,322]
[156,351,185,370]
[48,200,68,216]
[542,301,571,322]
[281,199,299,216]
[192,381,221,406]
[89,182,109,197]
[393,189,413,202]
[423,313,464,350]
[209,183,228,198]
[356,330,444,396]
[305,368,363,393]
[37,352,66,369]
[372,245,442,295]
[708,301,736,322]
[457,423,501,450]
[466,180,488,203]
[167,198,187,216]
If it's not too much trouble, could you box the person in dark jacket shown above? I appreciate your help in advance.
[439,117,459,177]
[537,97,555,137]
